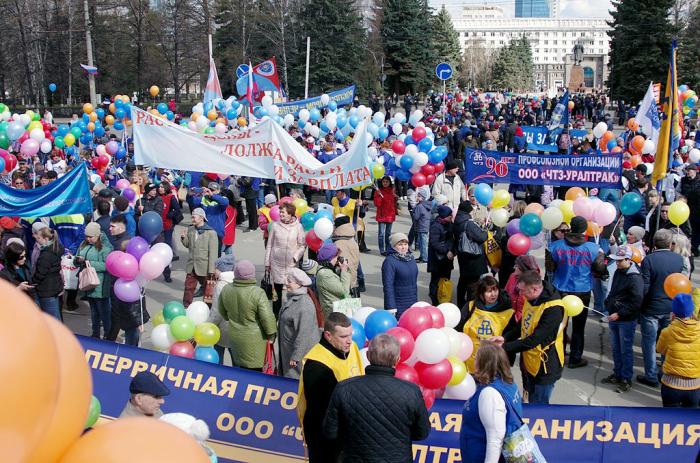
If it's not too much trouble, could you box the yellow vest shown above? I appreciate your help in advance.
[331,197,356,219]
[463,302,514,372]
[296,342,364,433]
[521,299,565,378]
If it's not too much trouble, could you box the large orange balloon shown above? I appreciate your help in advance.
[0,280,60,462]
[664,273,692,299]
[149,85,160,97]
[83,103,94,114]
[60,418,210,463]
[631,135,645,155]
[565,187,586,201]
[524,202,544,216]
[627,118,639,132]
[631,246,643,264]
[585,221,601,237]
[237,117,247,127]
[27,315,92,462]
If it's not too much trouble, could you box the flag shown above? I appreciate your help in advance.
[235,57,282,97]
[547,91,569,131]
[652,41,681,185]
[247,62,255,127]
[203,57,223,105]
[636,82,661,148]
[80,64,98,75]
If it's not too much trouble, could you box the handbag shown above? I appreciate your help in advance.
[499,389,548,463]
[261,268,274,300]
[332,297,362,318]
[458,225,483,257]
[437,278,453,304]
[202,273,216,305]
[78,261,100,292]
[177,185,188,202]
[262,340,276,375]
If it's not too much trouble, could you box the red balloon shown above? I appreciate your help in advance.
[386,327,416,362]
[395,363,419,384]
[91,157,100,169]
[305,230,323,252]
[44,129,52,139]
[411,173,427,188]
[4,154,17,172]
[398,307,433,338]
[425,174,436,185]
[425,306,445,329]
[412,126,427,141]
[433,161,445,173]
[98,154,110,168]
[416,359,453,389]
[169,341,194,358]
[507,233,531,256]
[434,387,446,399]
[391,140,406,155]
[421,164,435,176]
[17,132,29,144]
[420,386,436,409]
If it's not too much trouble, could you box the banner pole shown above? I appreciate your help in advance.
[304,37,310,99]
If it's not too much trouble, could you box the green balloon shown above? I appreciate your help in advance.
[0,103,7,113]
[203,127,215,134]
[0,134,8,150]
[32,113,40,121]
[163,300,186,322]
[54,136,65,149]
[85,395,101,428]
[170,315,195,341]
[0,121,8,133]
[70,126,82,138]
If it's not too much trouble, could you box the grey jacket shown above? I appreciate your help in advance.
[278,288,320,379]
[181,223,218,276]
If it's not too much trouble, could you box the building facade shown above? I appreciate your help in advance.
[515,0,552,18]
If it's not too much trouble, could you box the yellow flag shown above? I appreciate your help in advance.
[652,42,680,185]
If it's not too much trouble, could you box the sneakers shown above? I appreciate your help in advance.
[636,374,660,388]
[567,358,589,369]
[601,374,621,385]
[616,381,632,393]
[164,276,173,283]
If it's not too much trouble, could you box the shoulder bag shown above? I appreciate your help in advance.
[498,388,548,463]
[458,220,483,257]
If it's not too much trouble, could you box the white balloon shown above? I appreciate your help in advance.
[299,109,310,122]
[409,163,421,174]
[541,206,564,230]
[392,122,403,135]
[689,148,700,163]
[261,95,273,108]
[196,116,209,129]
[29,128,45,142]
[642,139,656,155]
[437,303,461,329]
[548,199,563,210]
[150,243,174,265]
[354,306,376,326]
[394,155,403,168]
[405,144,419,157]
[414,328,450,364]
[413,152,428,167]
[19,114,31,127]
[215,123,227,134]
[411,301,431,308]
[358,105,367,117]
[151,324,175,351]
[320,94,330,105]
[443,374,476,400]
[188,121,197,132]
[491,208,509,227]
[372,112,385,125]
[359,347,370,370]
[593,122,608,138]
[268,105,279,117]
[326,116,337,131]
[40,139,52,154]
[365,132,373,147]
[314,217,334,240]
[283,114,295,127]
[95,144,107,156]
[441,327,462,358]
[186,301,210,325]
[368,146,378,160]
[310,125,321,139]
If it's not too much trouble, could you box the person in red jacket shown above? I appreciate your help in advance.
[373,176,397,256]
[221,189,237,254]
[158,181,182,272]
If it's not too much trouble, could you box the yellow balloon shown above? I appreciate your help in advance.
[668,200,690,226]
[64,133,76,147]
[447,356,467,386]
[151,311,165,326]
[149,85,160,97]
[490,189,510,209]
[83,103,94,114]
[559,200,575,224]
[105,115,115,125]
[28,121,43,132]
[120,95,130,103]
[562,295,584,317]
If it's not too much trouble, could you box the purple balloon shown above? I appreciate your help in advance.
[529,232,545,250]
[506,218,521,236]
[109,251,139,280]
[122,188,136,201]
[125,236,150,262]
[114,278,141,303]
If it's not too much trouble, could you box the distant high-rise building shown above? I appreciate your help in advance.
[515,0,551,18]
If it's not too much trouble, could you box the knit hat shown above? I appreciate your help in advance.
[234,260,256,280]
[390,232,408,247]
[334,215,350,228]
[437,205,452,218]
[287,267,312,287]
[515,127,524,137]
[627,226,645,242]
[192,207,207,221]
[417,186,430,200]
[570,216,587,234]
[85,222,102,238]
[317,243,339,263]
[215,254,236,272]
[445,160,460,171]
[32,221,48,234]
[144,183,157,194]
[264,193,277,205]
[672,293,695,318]
[207,182,221,191]
[300,259,318,275]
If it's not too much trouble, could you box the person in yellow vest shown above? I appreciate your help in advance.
[461,275,519,372]
[491,270,564,405]
[297,312,363,463]
[257,193,276,247]
[332,189,370,252]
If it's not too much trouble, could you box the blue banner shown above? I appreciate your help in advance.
[80,337,699,463]
[466,148,622,189]
[0,163,92,217]
[277,86,356,116]
[521,126,588,153]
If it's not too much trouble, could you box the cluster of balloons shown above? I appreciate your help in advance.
[679,84,698,117]
[186,95,246,133]
[106,219,173,302]
[300,204,335,251]
[150,300,222,362]
[388,117,449,188]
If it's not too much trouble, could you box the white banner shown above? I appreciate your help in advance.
[132,107,372,189]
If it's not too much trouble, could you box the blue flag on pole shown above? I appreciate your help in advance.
[548,91,570,131]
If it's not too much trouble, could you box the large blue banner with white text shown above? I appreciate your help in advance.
[0,163,92,217]
[277,86,356,116]
[80,337,699,463]
[521,126,588,152]
[466,148,622,188]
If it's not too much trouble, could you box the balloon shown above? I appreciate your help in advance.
[394,363,419,384]
[193,322,221,347]
[138,211,163,242]
[114,278,141,303]
[352,307,375,327]
[107,251,139,280]
[593,122,608,138]
[122,188,136,202]
[151,323,175,351]
[411,173,427,188]
[300,211,317,231]
[592,202,617,226]
[186,301,210,325]
[170,340,195,358]
[269,205,281,222]
[507,233,531,256]
[560,200,575,223]
[305,230,323,252]
[668,200,690,225]
[506,219,521,236]
[398,306,433,338]
[194,346,220,363]
[426,305,445,328]
[473,183,494,206]
[414,328,450,364]
[454,333,474,362]
[412,126,426,141]
[631,246,643,264]
[519,213,542,237]
[391,139,406,155]
[313,217,334,241]
[163,300,186,322]
[351,319,366,347]
[21,138,40,157]
[421,386,436,409]
[541,206,564,230]
[371,162,385,179]
[139,251,166,281]
[125,236,149,262]
[630,135,645,154]
[170,316,196,341]
[415,359,453,389]
[664,273,692,299]
[85,395,101,428]
[565,187,586,201]
[524,203,544,216]
[491,189,510,209]
[573,197,593,220]
[49,83,57,92]
[619,192,643,215]
[443,374,476,400]
[150,242,174,265]
[149,85,160,97]
[364,310,398,340]
[562,295,584,317]
[447,356,467,386]
[490,208,509,227]
[386,327,416,362]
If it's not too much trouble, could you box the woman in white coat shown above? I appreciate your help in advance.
[431,160,467,213]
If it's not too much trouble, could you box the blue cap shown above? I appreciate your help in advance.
[672,293,695,319]
[129,372,170,397]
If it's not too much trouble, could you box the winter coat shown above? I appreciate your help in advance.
[452,211,488,279]
[316,266,351,317]
[382,252,419,315]
[641,249,685,316]
[191,194,229,237]
[657,318,700,379]
[264,219,306,285]
[160,193,179,231]
[373,187,397,223]
[332,223,360,288]
[679,175,700,212]
[431,173,467,212]
[112,209,137,238]
[0,264,35,298]
[109,231,132,252]
[181,223,218,276]
[604,262,643,321]
[208,271,235,349]
[218,279,277,369]
[223,205,237,246]
[76,236,113,299]
[278,288,320,379]
[50,214,85,255]
[33,242,65,298]
[136,195,164,218]
[412,200,432,233]
[548,233,603,293]
[323,365,430,463]
[427,219,454,274]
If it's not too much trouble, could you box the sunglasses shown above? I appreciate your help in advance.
[14,182,23,186]
[555,228,570,233]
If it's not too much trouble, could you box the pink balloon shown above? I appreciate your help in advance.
[105,140,119,155]
[398,307,433,338]
[386,327,416,362]
[269,205,281,222]
[114,278,141,302]
[109,251,139,280]
[116,179,130,191]
[105,251,122,274]
[139,251,166,280]
[507,233,531,256]
[425,306,445,329]
[454,333,474,362]
[20,139,40,157]
[279,196,293,204]
[170,341,195,358]
[572,197,593,220]
[593,201,617,226]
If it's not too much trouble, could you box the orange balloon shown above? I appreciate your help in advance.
[105,115,115,125]
[191,112,199,122]
[664,273,692,299]
[627,118,640,132]
[601,131,614,142]
[631,246,643,264]
[60,417,210,463]
[149,85,160,97]
[630,154,641,167]
[585,221,601,237]
[114,94,122,102]
[87,122,95,132]
[631,135,645,154]
[216,117,225,125]
[565,187,586,202]
[27,315,92,462]
[83,103,94,114]
[611,146,623,153]
[568,101,575,110]
[126,119,132,126]
[237,117,247,127]
[109,103,116,114]
[207,110,218,121]
[89,112,98,122]
[0,280,60,462]
[524,202,544,216]
[121,95,130,103]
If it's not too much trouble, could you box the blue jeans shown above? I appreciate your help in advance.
[214,344,235,366]
[640,313,670,382]
[609,319,636,381]
[88,297,111,338]
[416,232,429,261]
[523,373,555,404]
[124,327,141,346]
[40,297,61,320]
[378,222,393,255]
[257,188,265,208]
[592,277,607,314]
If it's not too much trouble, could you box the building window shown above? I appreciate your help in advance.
[584,67,594,87]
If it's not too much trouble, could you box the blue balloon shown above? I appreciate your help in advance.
[395,169,412,182]
[399,155,414,170]
[320,120,329,132]
[310,108,321,122]
[113,121,124,131]
[317,210,334,222]
[114,99,125,109]
[404,135,414,145]
[364,310,398,340]
[94,126,105,137]
[115,108,126,120]
[96,108,105,119]
[157,103,168,115]
[0,157,6,173]
[259,107,269,117]
[194,346,219,364]
[519,213,543,237]
[337,115,347,129]
[298,119,306,129]
[115,146,127,160]
[138,211,163,242]
[48,83,57,92]
[474,183,494,206]
[349,115,360,128]
[351,319,366,347]
[606,139,617,151]
[203,102,213,114]
[226,109,237,120]
[433,146,448,162]
[300,211,317,231]
[216,99,226,110]
[335,130,345,142]
[620,192,643,215]
[328,100,337,111]
[231,100,240,110]
[166,110,175,121]
[82,113,90,123]
[378,127,389,140]
[418,137,433,153]
[58,125,70,136]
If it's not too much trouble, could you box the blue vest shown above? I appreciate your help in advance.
[459,378,522,463]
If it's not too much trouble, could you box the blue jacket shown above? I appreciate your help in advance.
[381,251,418,315]
[112,208,136,237]
[549,234,601,293]
[191,194,229,237]
[412,200,432,233]
[641,249,684,316]
[50,215,86,255]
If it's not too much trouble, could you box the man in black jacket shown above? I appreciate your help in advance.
[678,164,700,255]
[323,334,430,463]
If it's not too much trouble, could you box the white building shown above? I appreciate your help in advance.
[453,6,611,91]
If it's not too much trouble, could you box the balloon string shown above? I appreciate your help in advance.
[583,305,608,318]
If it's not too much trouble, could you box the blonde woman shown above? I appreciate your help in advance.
[670,233,692,277]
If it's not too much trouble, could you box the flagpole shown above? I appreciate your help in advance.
[304,37,310,99]
[208,34,213,60]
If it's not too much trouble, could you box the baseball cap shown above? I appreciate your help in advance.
[609,245,633,260]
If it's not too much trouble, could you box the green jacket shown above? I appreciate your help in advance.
[181,223,218,276]
[76,235,113,299]
[218,279,277,369]
[315,266,351,317]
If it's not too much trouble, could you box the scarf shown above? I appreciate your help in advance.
[338,196,350,207]
[280,215,296,225]
[392,251,414,262]
[287,287,308,298]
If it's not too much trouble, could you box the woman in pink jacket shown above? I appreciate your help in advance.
[265,202,306,316]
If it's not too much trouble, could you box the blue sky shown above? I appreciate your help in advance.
[431,0,614,19]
